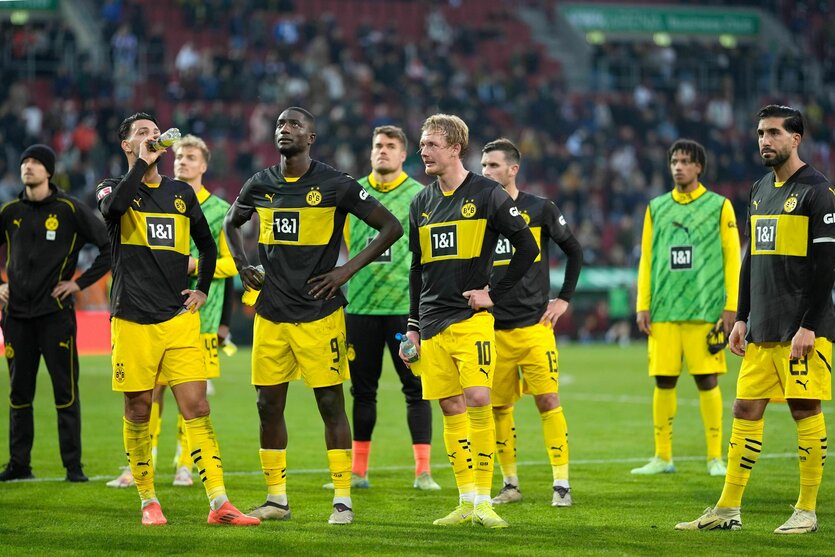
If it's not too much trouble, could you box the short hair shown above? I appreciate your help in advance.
[482,137,521,165]
[118,112,158,141]
[421,114,469,157]
[757,104,804,136]
[280,106,316,131]
[668,139,707,175]
[373,125,408,152]
[173,134,211,163]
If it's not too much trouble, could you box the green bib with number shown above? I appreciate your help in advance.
[648,190,726,322]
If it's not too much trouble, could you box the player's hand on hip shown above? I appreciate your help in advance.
[463,286,493,310]
[182,289,207,313]
[790,327,816,360]
[540,298,568,329]
[729,320,747,357]
[636,311,651,336]
[307,266,352,300]
[399,331,421,368]
[52,280,81,301]
[721,310,736,336]
[0,283,8,304]
[240,265,265,291]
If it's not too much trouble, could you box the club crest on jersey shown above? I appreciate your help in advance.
[174,197,187,214]
[4,343,13,359]
[783,195,798,213]
[461,201,477,218]
[45,214,59,240]
[347,344,356,362]
[45,214,59,231]
[306,188,322,206]
[520,210,531,225]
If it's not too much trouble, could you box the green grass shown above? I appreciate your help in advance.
[0,343,832,555]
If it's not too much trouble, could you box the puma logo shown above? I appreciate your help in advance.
[829,187,835,197]
[672,221,690,236]
[133,197,142,208]
[799,446,812,455]
[551,445,564,453]
[264,193,275,203]
[330,366,339,373]
[796,379,809,390]
[479,367,489,378]
[12,218,21,228]
[58,341,70,349]
[496,440,507,447]
[729,442,737,448]
[447,451,456,459]
[420,212,431,222]
[477,452,494,460]
[137,459,151,467]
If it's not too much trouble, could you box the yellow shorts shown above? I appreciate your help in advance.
[156,332,219,387]
[737,340,832,401]
[648,321,727,376]
[111,311,206,392]
[252,307,349,388]
[493,323,560,407]
[411,312,495,400]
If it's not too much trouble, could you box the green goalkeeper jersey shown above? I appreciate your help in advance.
[346,172,422,315]
[189,188,231,333]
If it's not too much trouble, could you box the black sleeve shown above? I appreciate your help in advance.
[189,195,217,295]
[220,277,234,327]
[337,175,381,220]
[408,251,422,333]
[736,242,751,323]
[556,234,583,302]
[97,159,148,217]
[800,242,835,331]
[73,200,111,290]
[491,227,538,302]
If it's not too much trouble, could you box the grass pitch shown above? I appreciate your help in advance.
[0,343,831,555]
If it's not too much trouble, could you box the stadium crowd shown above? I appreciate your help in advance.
[1,0,834,272]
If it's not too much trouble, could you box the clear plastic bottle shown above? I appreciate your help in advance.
[241,265,265,306]
[396,332,419,363]
[149,128,181,151]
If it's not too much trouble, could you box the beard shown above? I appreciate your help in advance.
[277,142,303,157]
[762,149,790,167]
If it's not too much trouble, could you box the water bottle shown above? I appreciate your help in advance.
[148,128,181,151]
[220,334,238,357]
[241,265,265,306]
[396,332,419,363]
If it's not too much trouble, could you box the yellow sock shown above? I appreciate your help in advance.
[176,414,191,469]
[259,448,287,497]
[796,413,827,511]
[149,401,161,468]
[699,386,723,460]
[717,418,764,508]
[653,387,676,461]
[493,407,517,479]
[541,407,569,481]
[442,412,474,497]
[184,415,226,502]
[327,449,352,498]
[123,418,155,502]
[467,405,495,497]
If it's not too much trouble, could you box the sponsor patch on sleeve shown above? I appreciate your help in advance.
[96,186,112,200]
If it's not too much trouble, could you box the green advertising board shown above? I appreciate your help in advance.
[1,0,58,11]
[560,4,760,36]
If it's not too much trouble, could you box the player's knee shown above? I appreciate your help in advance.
[787,399,821,421]
[655,376,678,389]
[694,374,718,390]
[732,399,766,421]
[535,393,560,413]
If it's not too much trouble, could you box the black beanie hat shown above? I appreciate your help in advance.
[20,144,56,177]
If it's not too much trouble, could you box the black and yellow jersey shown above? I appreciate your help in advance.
[231,159,381,323]
[97,160,217,324]
[408,172,532,339]
[0,184,110,318]
[492,192,580,329]
[743,164,835,342]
